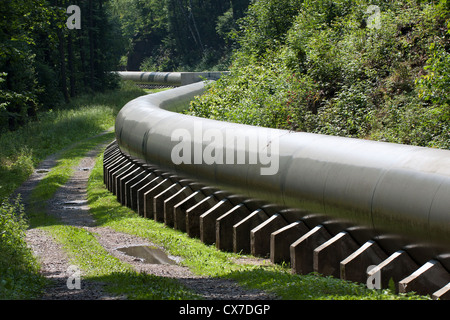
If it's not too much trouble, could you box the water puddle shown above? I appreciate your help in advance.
[62,200,88,210]
[117,246,177,265]
[64,200,88,205]
[35,169,51,174]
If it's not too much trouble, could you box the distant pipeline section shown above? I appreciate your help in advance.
[116,71,228,87]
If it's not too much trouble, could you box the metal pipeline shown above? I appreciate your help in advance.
[115,80,450,250]
[117,71,229,86]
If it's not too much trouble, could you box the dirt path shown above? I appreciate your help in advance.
[18,135,275,300]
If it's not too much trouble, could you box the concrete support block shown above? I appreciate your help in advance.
[186,195,218,238]
[345,226,378,247]
[106,157,127,191]
[173,191,202,232]
[153,183,182,222]
[200,199,235,245]
[367,250,418,292]
[103,140,116,154]
[233,209,269,254]
[250,214,288,258]
[151,181,180,222]
[432,283,450,300]
[216,204,251,252]
[144,177,175,221]
[129,173,155,212]
[137,176,162,217]
[110,159,133,194]
[124,170,148,209]
[313,231,359,278]
[103,152,121,184]
[340,240,388,283]
[290,225,332,275]
[116,164,140,204]
[437,254,450,274]
[270,221,309,264]
[103,150,121,179]
[164,186,194,227]
[399,260,450,296]
[111,161,134,195]
[300,213,328,229]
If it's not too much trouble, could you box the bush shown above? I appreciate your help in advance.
[0,197,46,299]
[188,0,450,150]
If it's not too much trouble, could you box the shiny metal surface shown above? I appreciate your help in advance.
[115,81,450,249]
[117,71,229,86]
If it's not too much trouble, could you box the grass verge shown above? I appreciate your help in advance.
[26,131,200,300]
[1,83,182,300]
[86,150,430,300]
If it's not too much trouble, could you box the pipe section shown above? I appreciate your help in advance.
[117,71,229,86]
[115,81,450,249]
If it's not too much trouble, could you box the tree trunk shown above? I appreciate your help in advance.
[67,32,76,97]
[57,28,70,102]
[88,0,95,90]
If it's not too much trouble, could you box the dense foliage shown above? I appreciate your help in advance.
[0,197,46,298]
[189,0,450,149]
[109,0,250,71]
[1,0,121,133]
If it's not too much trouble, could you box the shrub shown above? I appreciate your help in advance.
[188,0,450,150]
[0,197,46,299]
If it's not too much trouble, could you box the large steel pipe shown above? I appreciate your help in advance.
[115,81,450,250]
[117,71,228,87]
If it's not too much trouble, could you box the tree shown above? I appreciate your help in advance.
[1,0,122,133]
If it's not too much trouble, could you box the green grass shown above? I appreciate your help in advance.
[0,83,431,300]
[24,127,199,300]
[0,81,147,201]
[0,82,176,300]
[29,132,115,210]
[86,151,430,300]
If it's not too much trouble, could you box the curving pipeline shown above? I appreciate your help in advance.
[115,77,450,253]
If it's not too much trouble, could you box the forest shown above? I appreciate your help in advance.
[2,0,449,150]
[1,0,246,133]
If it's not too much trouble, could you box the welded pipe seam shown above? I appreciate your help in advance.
[115,80,450,249]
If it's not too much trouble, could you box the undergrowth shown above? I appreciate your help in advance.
[188,0,449,149]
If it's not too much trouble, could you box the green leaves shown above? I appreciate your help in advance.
[0,197,47,299]
[188,0,450,149]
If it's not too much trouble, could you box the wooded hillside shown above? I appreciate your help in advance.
[189,0,450,149]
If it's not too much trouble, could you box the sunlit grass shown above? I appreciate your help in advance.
[87,151,430,300]
[26,122,199,300]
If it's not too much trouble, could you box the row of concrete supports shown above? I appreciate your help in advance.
[104,140,450,299]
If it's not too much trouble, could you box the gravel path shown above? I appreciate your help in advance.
[17,135,275,300]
